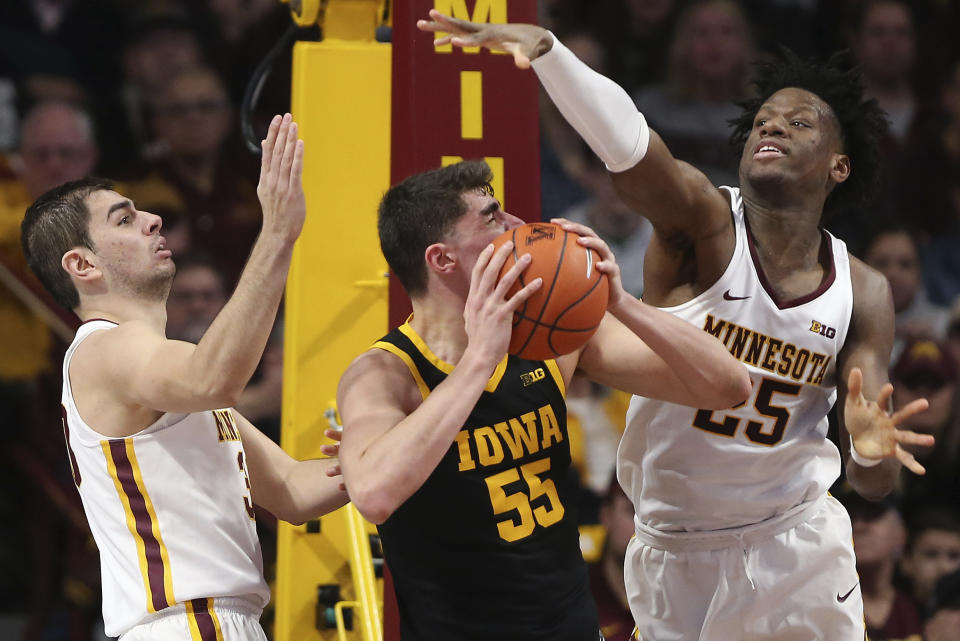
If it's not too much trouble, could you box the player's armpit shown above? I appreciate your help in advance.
[234,410,348,525]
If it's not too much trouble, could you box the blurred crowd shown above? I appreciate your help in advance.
[1,1,959,640]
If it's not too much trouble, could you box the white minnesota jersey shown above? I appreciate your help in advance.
[61,321,269,636]
[620,187,851,532]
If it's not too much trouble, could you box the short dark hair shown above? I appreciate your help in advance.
[377,161,494,296]
[906,508,960,553]
[21,177,113,310]
[729,49,888,219]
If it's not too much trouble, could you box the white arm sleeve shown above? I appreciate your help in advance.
[531,34,650,173]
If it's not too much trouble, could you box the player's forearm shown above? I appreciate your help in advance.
[530,34,650,173]
[346,352,494,524]
[614,298,751,408]
[845,458,899,501]
[186,233,294,405]
[276,458,349,525]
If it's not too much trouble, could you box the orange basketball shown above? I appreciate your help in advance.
[492,222,609,360]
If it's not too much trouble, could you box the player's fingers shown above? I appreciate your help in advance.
[433,35,454,47]
[550,217,597,239]
[326,465,342,477]
[320,444,339,457]
[846,368,864,402]
[506,277,543,310]
[428,9,476,32]
[279,120,299,177]
[896,445,926,475]
[288,139,304,192]
[469,243,497,298]
[890,397,930,425]
[494,253,532,299]
[268,114,292,181]
[259,114,282,183]
[875,383,895,410]
[479,241,514,296]
[324,428,343,442]
[894,428,935,448]
[504,43,532,69]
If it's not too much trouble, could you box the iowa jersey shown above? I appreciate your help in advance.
[373,322,598,641]
[620,187,852,532]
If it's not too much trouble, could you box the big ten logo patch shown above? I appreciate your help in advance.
[521,367,546,387]
[525,224,555,245]
[809,320,836,339]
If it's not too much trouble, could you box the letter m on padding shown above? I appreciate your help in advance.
[433,0,507,53]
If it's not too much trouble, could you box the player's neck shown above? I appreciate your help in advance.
[742,198,824,269]
[77,296,167,332]
[408,296,469,365]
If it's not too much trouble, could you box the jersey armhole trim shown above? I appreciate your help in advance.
[544,359,566,398]
[372,341,430,401]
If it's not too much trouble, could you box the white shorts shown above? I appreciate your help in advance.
[625,495,864,641]
[119,597,266,641]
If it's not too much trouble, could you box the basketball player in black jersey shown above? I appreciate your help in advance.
[336,160,751,640]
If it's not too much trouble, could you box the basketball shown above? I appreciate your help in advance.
[492,222,609,360]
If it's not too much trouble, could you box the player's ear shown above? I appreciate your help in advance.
[62,246,101,282]
[830,153,851,184]
[424,242,456,275]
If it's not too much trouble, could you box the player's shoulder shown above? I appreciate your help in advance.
[340,347,418,393]
[847,254,892,310]
[74,319,161,364]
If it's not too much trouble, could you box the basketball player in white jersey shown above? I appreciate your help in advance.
[20,114,348,640]
[419,13,937,640]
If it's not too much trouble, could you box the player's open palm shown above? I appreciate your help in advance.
[257,113,306,243]
[844,368,934,474]
[464,242,540,366]
[417,9,551,69]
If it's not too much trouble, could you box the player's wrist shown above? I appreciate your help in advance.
[849,435,882,467]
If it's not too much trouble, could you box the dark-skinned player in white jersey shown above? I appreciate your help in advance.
[418,11,936,641]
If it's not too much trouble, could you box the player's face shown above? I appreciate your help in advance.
[84,190,175,299]
[451,188,524,274]
[739,88,847,194]
[902,530,960,601]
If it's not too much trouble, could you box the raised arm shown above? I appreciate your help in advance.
[416,11,730,243]
[234,411,348,525]
[338,243,541,524]
[92,114,305,414]
[838,259,934,500]
[554,219,751,409]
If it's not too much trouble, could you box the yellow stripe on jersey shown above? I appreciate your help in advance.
[186,598,225,641]
[544,359,565,397]
[398,321,510,392]
[373,341,431,400]
[101,439,175,613]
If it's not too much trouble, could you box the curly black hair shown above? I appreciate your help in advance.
[729,49,889,219]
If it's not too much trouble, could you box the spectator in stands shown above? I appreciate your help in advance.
[892,340,960,519]
[862,226,950,364]
[837,485,922,640]
[901,508,960,612]
[559,144,652,297]
[166,251,283,433]
[922,569,960,641]
[122,65,261,285]
[120,6,206,163]
[896,57,960,304]
[849,0,918,144]
[632,0,755,187]
[588,477,637,641]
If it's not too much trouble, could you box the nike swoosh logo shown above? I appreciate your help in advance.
[837,583,859,602]
[723,289,750,301]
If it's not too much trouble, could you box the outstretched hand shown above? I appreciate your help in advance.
[416,9,552,69]
[844,368,934,475]
[257,113,306,243]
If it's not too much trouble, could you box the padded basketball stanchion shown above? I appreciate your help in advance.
[275,2,390,640]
